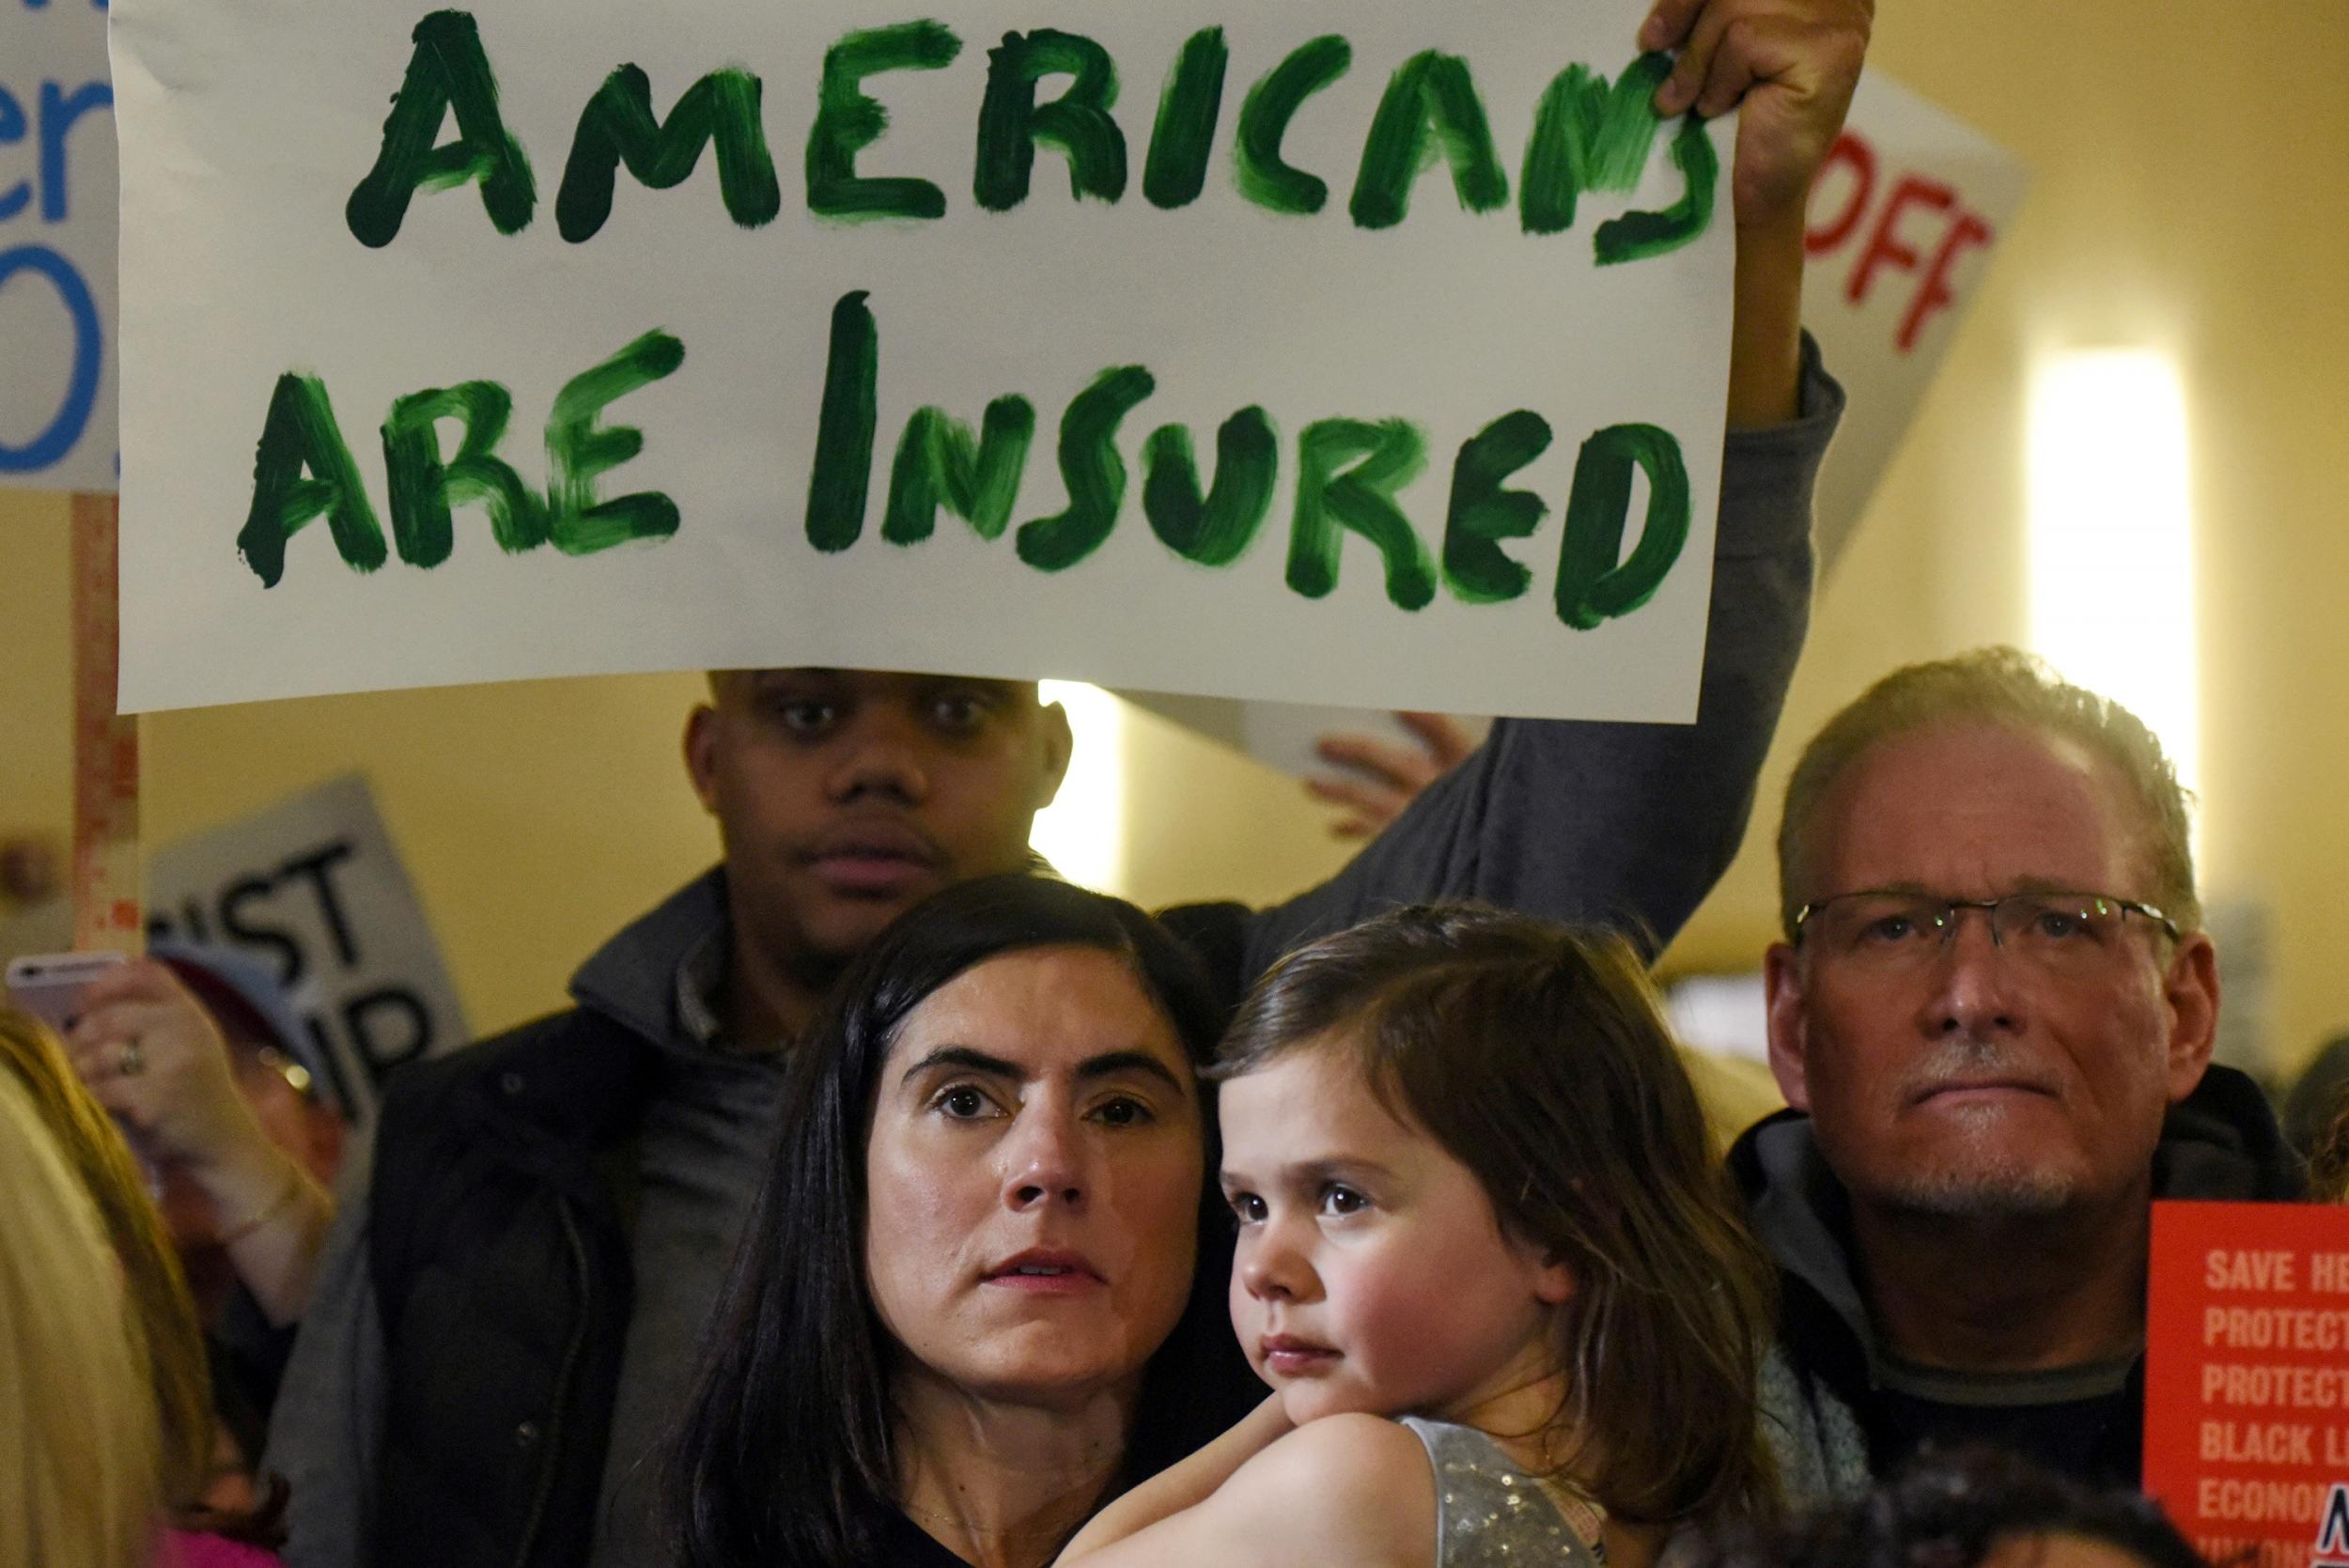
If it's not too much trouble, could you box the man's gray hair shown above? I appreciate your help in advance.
[1776,646,2199,938]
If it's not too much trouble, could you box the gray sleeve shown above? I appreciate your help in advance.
[1239,337,1844,981]
[264,1129,384,1568]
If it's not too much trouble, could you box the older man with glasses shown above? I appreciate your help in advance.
[1735,646,2302,1500]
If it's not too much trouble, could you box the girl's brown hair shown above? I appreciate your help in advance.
[0,1006,214,1511]
[1213,904,1778,1526]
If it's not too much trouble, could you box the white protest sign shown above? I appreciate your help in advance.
[114,0,1735,721]
[0,774,472,1126]
[141,775,469,1126]
[0,0,118,492]
[1801,70,2028,565]
[1126,685,1492,784]
[1128,70,2030,779]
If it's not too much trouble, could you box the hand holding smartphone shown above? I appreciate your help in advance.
[8,951,160,1193]
[6,950,130,1032]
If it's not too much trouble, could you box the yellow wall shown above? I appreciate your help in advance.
[0,491,71,846]
[6,0,2347,1068]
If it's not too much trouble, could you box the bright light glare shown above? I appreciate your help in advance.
[1030,681,1128,893]
[2027,349,2199,802]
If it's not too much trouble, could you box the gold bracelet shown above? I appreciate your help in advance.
[215,1158,307,1246]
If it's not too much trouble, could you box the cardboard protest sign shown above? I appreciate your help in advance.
[114,0,1736,721]
[1802,70,2027,565]
[0,774,470,1127]
[2146,1200,2349,1568]
[1125,70,2030,779]
[142,775,469,1126]
[0,0,118,492]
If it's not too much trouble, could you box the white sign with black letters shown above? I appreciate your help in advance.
[142,774,468,1126]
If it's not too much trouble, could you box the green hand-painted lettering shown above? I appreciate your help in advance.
[555,65,781,242]
[1143,28,1227,210]
[1234,36,1349,216]
[239,374,388,587]
[1518,54,1671,236]
[806,291,881,552]
[974,31,1127,211]
[1554,423,1689,629]
[1288,418,1434,610]
[883,397,1037,544]
[1142,407,1277,567]
[807,23,962,222]
[1015,366,1155,571]
[1594,116,1717,265]
[1349,52,1507,231]
[382,381,547,567]
[346,9,535,247]
[1442,410,1552,603]
[544,330,687,554]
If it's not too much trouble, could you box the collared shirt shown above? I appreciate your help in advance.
[670,924,730,1053]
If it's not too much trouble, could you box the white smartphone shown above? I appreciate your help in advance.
[5,950,129,1033]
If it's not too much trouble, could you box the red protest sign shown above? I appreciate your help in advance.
[2146,1201,2349,1568]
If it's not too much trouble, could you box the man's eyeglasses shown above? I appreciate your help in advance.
[1791,890,2180,971]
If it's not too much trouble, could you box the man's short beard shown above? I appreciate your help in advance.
[1874,1161,2081,1221]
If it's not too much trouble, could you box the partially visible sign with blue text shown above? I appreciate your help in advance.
[1,0,117,493]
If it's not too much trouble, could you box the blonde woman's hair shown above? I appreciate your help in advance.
[0,1067,163,1568]
[1776,646,2199,938]
[0,1007,214,1510]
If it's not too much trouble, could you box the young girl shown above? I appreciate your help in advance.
[1059,904,1777,1568]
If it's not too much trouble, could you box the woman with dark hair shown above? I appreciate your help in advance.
[661,875,1254,1568]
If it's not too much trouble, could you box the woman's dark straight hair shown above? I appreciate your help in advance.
[659,874,1235,1568]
